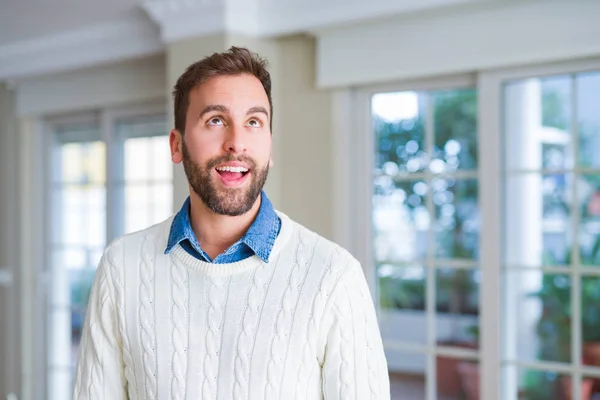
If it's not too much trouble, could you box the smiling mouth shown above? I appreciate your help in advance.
[215,166,250,183]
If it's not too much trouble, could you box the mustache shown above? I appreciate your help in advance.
[206,154,257,170]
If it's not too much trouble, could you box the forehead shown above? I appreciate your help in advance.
[189,74,269,110]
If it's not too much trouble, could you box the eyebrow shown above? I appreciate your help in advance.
[198,105,270,120]
[246,106,269,119]
[199,104,228,119]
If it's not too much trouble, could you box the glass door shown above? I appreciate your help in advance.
[48,121,106,399]
[501,70,600,399]
[45,108,172,400]
[368,80,481,399]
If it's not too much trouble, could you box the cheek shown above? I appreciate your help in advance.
[184,135,218,162]
[253,137,272,165]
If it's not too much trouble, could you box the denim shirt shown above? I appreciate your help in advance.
[164,191,281,263]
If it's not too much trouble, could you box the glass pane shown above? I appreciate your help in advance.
[433,88,478,171]
[51,249,96,307]
[58,185,106,247]
[70,268,96,311]
[435,178,479,260]
[117,114,168,139]
[505,271,571,364]
[51,251,77,307]
[71,308,86,367]
[378,265,426,345]
[151,182,173,221]
[126,211,149,234]
[48,367,72,400]
[53,247,86,271]
[504,76,573,171]
[374,180,429,263]
[582,375,600,399]
[49,309,71,369]
[508,367,571,400]
[372,91,427,174]
[577,72,600,169]
[124,137,150,181]
[70,267,96,369]
[436,268,479,349]
[151,135,172,181]
[90,248,103,269]
[120,115,169,182]
[59,141,106,184]
[125,183,149,209]
[580,174,600,266]
[437,356,478,400]
[504,173,573,267]
[125,183,150,233]
[388,351,426,399]
[582,276,600,367]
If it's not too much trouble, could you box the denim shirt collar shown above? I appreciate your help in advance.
[165,191,279,263]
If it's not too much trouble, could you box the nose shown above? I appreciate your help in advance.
[223,124,246,154]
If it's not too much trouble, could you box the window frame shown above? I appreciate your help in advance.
[344,73,478,399]
[343,57,600,400]
[479,56,600,400]
[40,101,168,399]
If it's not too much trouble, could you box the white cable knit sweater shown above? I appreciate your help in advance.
[73,211,390,400]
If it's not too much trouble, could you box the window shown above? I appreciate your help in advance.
[352,60,600,400]
[502,72,600,399]
[370,85,480,398]
[45,105,172,400]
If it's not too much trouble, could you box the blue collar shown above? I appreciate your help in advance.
[165,191,280,263]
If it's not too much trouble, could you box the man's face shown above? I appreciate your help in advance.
[170,73,273,216]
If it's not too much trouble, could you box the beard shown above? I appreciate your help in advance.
[181,141,269,216]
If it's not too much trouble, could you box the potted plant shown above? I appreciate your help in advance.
[436,269,478,398]
[456,325,479,400]
[527,238,600,398]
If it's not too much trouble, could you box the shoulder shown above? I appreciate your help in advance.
[281,212,361,282]
[102,216,174,268]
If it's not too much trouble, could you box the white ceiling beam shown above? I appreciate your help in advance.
[0,0,495,81]
[0,17,163,81]
[142,0,494,42]
[257,0,496,37]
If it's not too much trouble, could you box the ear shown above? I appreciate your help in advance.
[170,129,183,164]
[269,157,274,168]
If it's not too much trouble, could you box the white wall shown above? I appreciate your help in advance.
[316,0,600,88]
[276,36,333,239]
[15,54,166,117]
[0,83,20,399]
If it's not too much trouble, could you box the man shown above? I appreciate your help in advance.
[73,46,390,399]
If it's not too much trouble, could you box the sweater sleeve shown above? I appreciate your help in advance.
[73,253,128,400]
[320,259,391,400]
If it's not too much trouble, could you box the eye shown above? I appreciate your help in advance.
[246,118,262,127]
[207,117,224,126]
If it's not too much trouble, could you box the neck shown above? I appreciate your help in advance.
[188,191,262,260]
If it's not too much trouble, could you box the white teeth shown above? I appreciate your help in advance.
[216,166,249,173]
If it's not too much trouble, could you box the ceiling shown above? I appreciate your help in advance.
[0,0,496,81]
[0,0,143,45]
[0,0,492,46]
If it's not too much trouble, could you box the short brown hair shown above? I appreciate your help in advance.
[172,46,273,134]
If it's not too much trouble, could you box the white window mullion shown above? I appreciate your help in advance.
[477,71,503,400]
[424,91,437,400]
[570,73,582,399]
[103,111,123,244]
